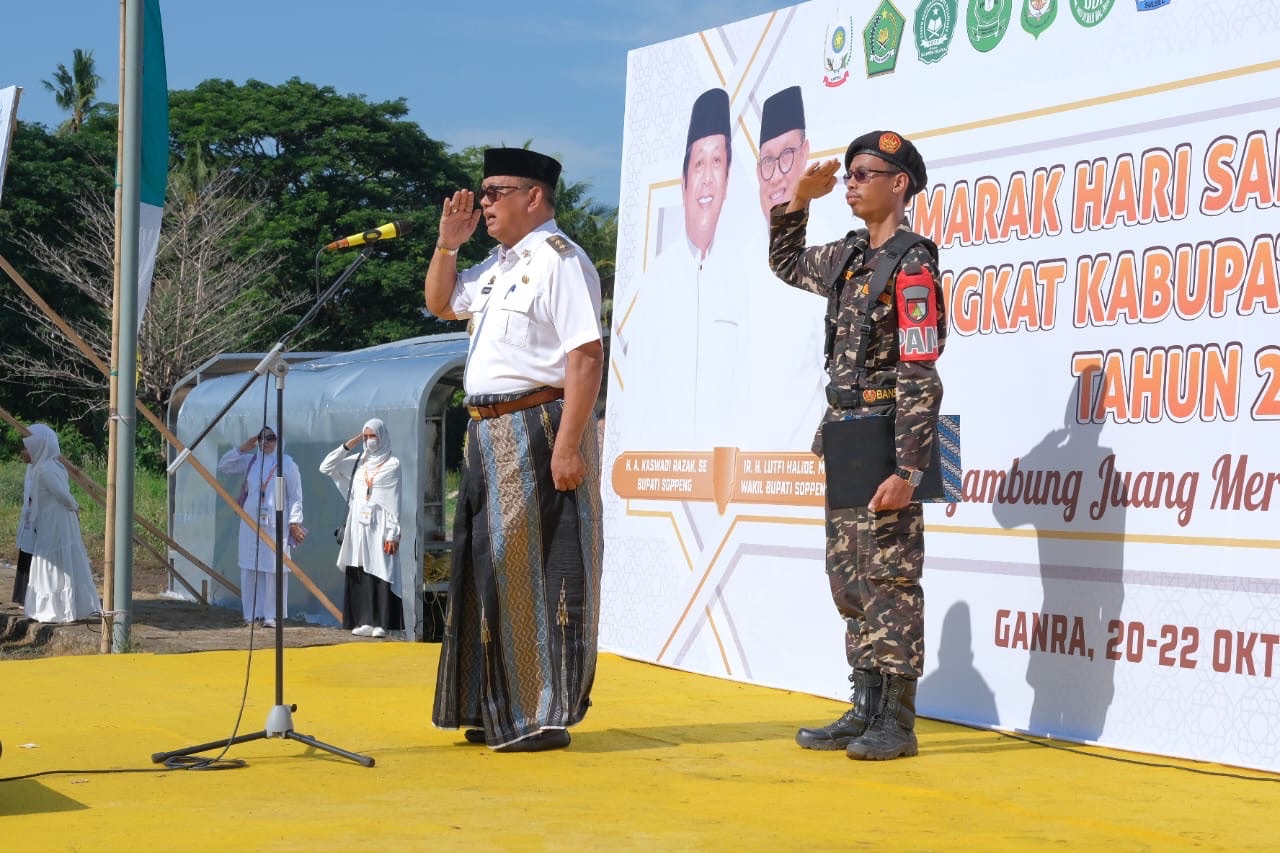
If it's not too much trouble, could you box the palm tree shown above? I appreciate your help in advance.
[42,48,102,135]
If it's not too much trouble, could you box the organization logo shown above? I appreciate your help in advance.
[1070,0,1116,26]
[967,0,1012,53]
[903,284,933,322]
[824,10,856,87]
[879,132,903,154]
[1021,0,1058,38]
[864,0,907,78]
[914,0,959,65]
[1135,0,1170,9]
[862,387,896,404]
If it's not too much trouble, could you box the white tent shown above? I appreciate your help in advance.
[169,332,468,637]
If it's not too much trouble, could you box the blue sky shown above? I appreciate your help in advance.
[4,0,786,209]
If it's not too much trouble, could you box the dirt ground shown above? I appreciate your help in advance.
[0,556,360,657]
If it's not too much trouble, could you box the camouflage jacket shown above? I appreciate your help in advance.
[768,205,947,470]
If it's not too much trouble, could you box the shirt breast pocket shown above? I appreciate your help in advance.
[499,287,537,347]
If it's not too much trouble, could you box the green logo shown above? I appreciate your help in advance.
[864,0,907,77]
[1070,0,1115,26]
[914,0,959,64]
[1021,0,1058,38]
[967,0,1013,53]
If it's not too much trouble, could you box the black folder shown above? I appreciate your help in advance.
[821,414,946,509]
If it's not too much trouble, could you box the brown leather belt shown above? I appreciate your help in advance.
[467,387,565,420]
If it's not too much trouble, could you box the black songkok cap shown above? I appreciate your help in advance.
[844,130,928,195]
[686,88,731,151]
[759,86,805,143]
[483,147,562,187]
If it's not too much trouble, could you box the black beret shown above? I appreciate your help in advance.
[483,147,562,187]
[760,86,805,142]
[844,130,927,195]
[686,88,731,150]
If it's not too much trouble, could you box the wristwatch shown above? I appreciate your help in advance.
[895,466,923,487]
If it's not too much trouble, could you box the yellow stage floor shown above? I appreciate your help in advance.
[1,643,1276,851]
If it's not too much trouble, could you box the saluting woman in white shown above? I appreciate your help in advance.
[17,424,101,623]
[320,418,404,638]
[217,426,306,627]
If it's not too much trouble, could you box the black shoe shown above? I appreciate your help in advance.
[495,729,571,753]
[796,669,881,750]
[463,728,486,745]
[847,674,919,761]
[795,706,868,750]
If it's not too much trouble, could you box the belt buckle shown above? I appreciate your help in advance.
[467,405,483,420]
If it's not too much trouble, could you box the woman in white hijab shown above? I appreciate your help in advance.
[217,425,306,627]
[320,418,404,638]
[16,424,102,623]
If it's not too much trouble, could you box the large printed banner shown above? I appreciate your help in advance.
[602,0,1280,772]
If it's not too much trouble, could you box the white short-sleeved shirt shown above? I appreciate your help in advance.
[451,218,603,395]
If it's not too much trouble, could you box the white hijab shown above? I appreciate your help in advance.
[20,424,67,549]
[361,418,392,465]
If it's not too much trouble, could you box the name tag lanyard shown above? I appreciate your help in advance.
[257,458,278,509]
[363,458,389,500]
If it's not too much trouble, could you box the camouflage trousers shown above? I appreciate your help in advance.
[826,503,925,678]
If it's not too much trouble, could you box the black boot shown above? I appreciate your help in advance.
[846,673,918,761]
[795,670,881,750]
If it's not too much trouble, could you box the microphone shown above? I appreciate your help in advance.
[323,220,413,251]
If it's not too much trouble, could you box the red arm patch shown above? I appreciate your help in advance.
[895,264,939,362]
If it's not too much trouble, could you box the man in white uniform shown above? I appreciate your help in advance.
[425,147,604,753]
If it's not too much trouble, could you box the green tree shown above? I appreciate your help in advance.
[5,164,299,416]
[41,48,102,136]
[0,118,115,432]
[167,77,474,351]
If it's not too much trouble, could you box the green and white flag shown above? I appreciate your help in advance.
[0,85,21,208]
[137,0,168,330]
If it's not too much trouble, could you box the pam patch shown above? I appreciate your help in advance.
[895,264,940,361]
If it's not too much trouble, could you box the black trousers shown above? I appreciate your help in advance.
[12,550,32,606]
[341,566,404,631]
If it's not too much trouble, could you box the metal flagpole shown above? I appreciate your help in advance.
[112,0,144,653]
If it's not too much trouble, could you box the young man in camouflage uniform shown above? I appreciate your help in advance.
[768,130,946,761]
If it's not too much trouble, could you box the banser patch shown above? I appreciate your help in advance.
[895,263,939,361]
[546,234,575,257]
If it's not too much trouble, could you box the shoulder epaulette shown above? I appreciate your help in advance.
[545,234,575,258]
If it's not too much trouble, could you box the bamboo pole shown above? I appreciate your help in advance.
[103,0,127,652]
[0,253,341,620]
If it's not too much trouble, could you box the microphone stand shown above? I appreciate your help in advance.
[154,245,379,769]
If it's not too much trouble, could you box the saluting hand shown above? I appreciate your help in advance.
[788,159,841,211]
[437,189,482,251]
